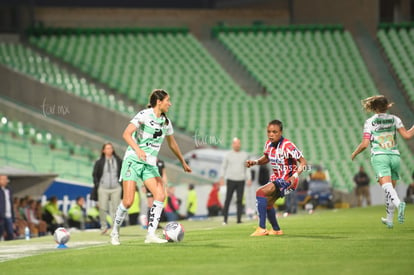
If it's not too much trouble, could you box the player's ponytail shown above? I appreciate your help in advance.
[362,95,393,113]
[148,89,170,125]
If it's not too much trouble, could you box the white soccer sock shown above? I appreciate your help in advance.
[382,183,401,208]
[384,191,395,222]
[147,200,164,236]
[113,202,128,233]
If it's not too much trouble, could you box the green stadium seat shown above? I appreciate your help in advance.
[2,26,413,188]
[378,26,414,107]
[0,114,99,182]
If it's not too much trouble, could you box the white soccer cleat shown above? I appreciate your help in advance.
[110,231,120,246]
[144,234,168,244]
[381,217,393,229]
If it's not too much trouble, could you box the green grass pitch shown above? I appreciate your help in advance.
[1,205,413,275]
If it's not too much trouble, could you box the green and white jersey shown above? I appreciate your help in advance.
[363,113,403,155]
[123,108,173,166]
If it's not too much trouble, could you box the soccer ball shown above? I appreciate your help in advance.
[163,222,185,242]
[53,227,70,245]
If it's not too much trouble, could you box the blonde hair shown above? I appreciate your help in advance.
[361,95,394,113]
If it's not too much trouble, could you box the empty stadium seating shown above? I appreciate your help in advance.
[0,25,412,191]
[377,23,414,106]
[28,27,253,150]
[0,43,135,115]
[215,25,413,190]
[0,113,98,182]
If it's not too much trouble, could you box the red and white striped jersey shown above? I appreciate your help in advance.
[264,137,303,185]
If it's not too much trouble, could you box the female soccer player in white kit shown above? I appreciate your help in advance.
[110,89,191,245]
[351,95,413,228]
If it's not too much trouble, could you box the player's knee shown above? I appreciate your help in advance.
[256,188,266,197]
[123,197,134,208]
[153,191,165,202]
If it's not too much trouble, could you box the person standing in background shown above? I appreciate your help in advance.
[164,186,181,222]
[207,182,222,217]
[92,143,122,235]
[404,172,414,204]
[220,138,252,225]
[186,184,198,218]
[353,166,371,207]
[0,174,15,241]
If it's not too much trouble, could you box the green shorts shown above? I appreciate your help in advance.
[120,156,160,183]
[371,154,400,180]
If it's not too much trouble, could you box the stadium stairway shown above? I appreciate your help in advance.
[377,23,414,110]
[200,38,263,96]
[352,24,414,151]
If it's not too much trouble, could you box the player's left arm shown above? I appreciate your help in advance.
[287,156,307,187]
[351,138,370,161]
[398,125,414,139]
[166,135,192,173]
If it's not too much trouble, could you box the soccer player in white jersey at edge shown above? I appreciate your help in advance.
[351,95,413,228]
[110,89,192,245]
[246,120,307,236]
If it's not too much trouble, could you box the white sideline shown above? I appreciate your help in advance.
[0,241,105,262]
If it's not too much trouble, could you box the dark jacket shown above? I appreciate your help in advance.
[353,171,370,187]
[92,154,122,187]
[0,186,15,222]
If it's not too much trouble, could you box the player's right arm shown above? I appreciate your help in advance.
[122,123,146,161]
[245,155,269,168]
[351,119,371,161]
[351,138,370,161]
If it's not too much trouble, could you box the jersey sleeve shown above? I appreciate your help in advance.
[286,142,302,160]
[394,115,404,129]
[130,110,146,128]
[263,141,271,156]
[165,120,174,136]
[362,119,372,139]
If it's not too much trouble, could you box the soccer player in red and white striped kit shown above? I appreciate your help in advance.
[246,119,307,236]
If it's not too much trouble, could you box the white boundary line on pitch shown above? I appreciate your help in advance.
[0,241,106,263]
